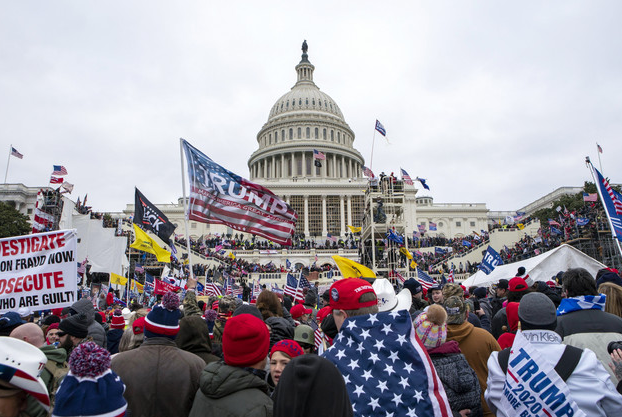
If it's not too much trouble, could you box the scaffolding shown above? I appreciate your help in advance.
[39,188,64,231]
[360,178,412,282]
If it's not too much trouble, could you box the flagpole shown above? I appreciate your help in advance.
[586,158,622,260]
[596,142,604,174]
[179,138,195,280]
[4,145,12,183]
[369,129,376,170]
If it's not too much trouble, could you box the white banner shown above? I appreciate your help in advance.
[501,331,585,417]
[0,230,78,313]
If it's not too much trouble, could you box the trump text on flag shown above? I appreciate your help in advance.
[0,230,78,312]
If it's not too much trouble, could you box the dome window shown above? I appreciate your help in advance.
[289,128,293,140]
[331,130,334,141]
[274,131,278,141]
[286,100,289,108]
[280,103,283,110]
[306,98,309,105]
[337,132,341,143]
[323,128,327,139]
[299,99,302,106]
[306,127,310,138]
[312,98,315,106]
[315,127,319,138]
[297,127,301,138]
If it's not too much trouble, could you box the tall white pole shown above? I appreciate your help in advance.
[4,145,12,183]
[369,130,377,170]
[179,138,195,279]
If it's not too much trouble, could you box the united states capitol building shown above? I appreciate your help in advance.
[3,42,578,272]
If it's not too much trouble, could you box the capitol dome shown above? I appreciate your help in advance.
[248,42,365,182]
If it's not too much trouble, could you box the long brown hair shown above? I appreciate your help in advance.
[598,282,622,318]
[256,290,284,320]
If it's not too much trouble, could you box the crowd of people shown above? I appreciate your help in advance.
[2,261,622,416]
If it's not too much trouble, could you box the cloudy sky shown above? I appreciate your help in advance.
[2,1,621,214]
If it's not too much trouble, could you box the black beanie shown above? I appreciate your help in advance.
[273,354,353,417]
[42,314,61,326]
[59,313,90,338]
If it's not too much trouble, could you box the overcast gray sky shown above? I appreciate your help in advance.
[2,1,621,214]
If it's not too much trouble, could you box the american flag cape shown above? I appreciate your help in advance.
[181,139,297,246]
[322,310,451,416]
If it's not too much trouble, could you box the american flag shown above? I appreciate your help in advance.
[416,268,436,291]
[271,283,284,295]
[252,279,262,299]
[597,143,603,153]
[390,269,406,284]
[284,273,303,301]
[52,165,68,175]
[205,282,223,297]
[182,139,297,246]
[323,310,451,416]
[375,119,387,136]
[196,281,205,296]
[144,273,155,294]
[134,264,144,274]
[326,233,338,242]
[49,176,63,184]
[313,149,326,160]
[362,166,375,178]
[400,168,414,185]
[597,169,622,215]
[232,285,243,298]
[548,219,562,227]
[77,258,88,274]
[309,320,325,354]
[10,147,23,159]
[447,268,454,283]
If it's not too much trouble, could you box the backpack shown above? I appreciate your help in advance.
[498,344,582,382]
[43,359,69,409]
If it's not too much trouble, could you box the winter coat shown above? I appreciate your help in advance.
[429,341,483,417]
[489,296,506,319]
[486,329,622,416]
[556,308,622,384]
[111,337,206,417]
[447,320,500,417]
[265,316,295,348]
[491,307,507,339]
[69,298,106,347]
[176,315,220,365]
[106,328,124,355]
[189,361,272,417]
[478,297,493,323]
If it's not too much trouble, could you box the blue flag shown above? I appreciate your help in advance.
[550,226,563,236]
[478,246,503,275]
[434,247,447,255]
[415,177,430,190]
[462,240,472,248]
[387,229,404,244]
[286,259,291,269]
[323,311,451,416]
[576,218,590,227]
[593,165,622,242]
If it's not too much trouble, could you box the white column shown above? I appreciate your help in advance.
[262,160,266,178]
[347,196,352,226]
[321,196,327,236]
[302,152,307,177]
[348,158,352,178]
[291,152,295,176]
[281,155,285,178]
[340,196,346,236]
[272,155,276,178]
[304,196,309,236]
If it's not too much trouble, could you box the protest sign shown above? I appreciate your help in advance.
[479,246,503,275]
[0,230,77,313]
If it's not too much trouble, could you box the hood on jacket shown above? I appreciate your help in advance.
[40,344,68,364]
[176,315,214,355]
[265,316,295,348]
[427,340,461,356]
[199,361,269,399]
[447,320,475,343]
[70,298,95,322]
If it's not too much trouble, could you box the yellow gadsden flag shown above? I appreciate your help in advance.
[130,223,171,263]
[399,247,413,260]
[347,225,362,233]
[110,272,128,286]
[516,223,525,230]
[332,255,376,279]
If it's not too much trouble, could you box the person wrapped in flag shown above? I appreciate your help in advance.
[322,278,452,416]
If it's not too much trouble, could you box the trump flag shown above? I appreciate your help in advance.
[181,139,297,246]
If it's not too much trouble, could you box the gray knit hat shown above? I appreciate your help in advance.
[518,292,556,329]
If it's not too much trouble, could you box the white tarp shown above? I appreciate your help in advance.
[74,214,128,276]
[462,244,606,288]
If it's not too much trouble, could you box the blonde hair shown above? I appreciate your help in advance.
[598,282,622,318]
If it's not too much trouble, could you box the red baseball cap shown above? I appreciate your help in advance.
[329,278,377,311]
[290,304,312,320]
[509,277,528,292]
[316,306,332,324]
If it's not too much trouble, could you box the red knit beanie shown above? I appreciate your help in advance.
[222,314,269,367]
[110,310,125,330]
[270,339,304,359]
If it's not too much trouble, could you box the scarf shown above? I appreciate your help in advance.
[556,294,606,316]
